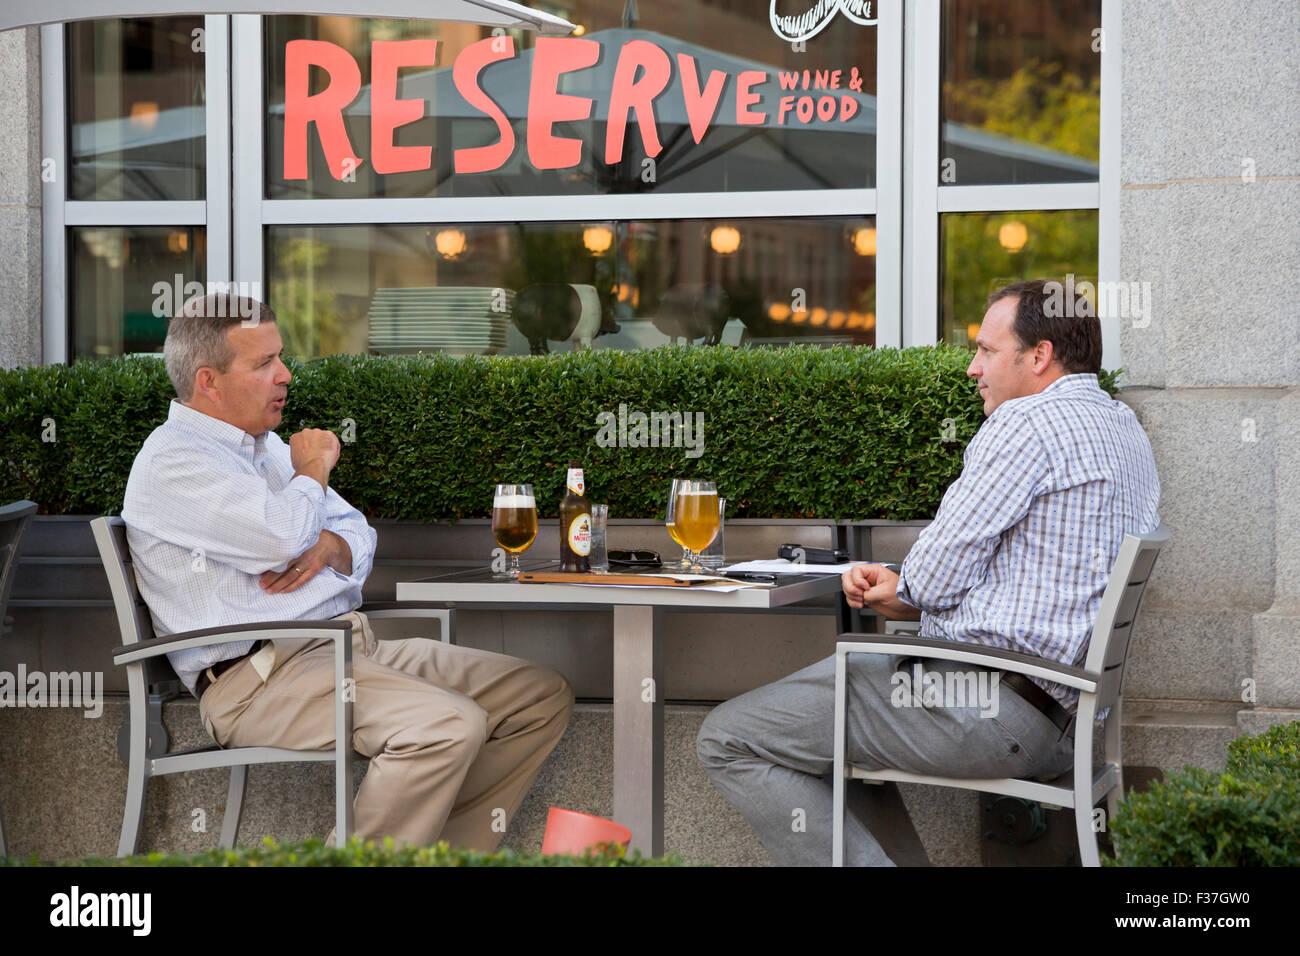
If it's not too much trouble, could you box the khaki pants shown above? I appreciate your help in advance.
[199,610,574,850]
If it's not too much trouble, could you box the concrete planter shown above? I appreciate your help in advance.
[6,514,927,699]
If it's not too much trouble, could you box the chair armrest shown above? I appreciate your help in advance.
[113,620,352,667]
[834,632,1098,693]
[358,601,452,620]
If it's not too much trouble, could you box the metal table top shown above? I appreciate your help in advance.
[396,559,846,610]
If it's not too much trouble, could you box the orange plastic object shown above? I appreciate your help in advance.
[541,807,633,856]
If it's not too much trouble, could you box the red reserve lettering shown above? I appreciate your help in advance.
[528,37,600,171]
[735,70,768,125]
[676,52,727,144]
[371,39,438,175]
[453,35,517,173]
[283,39,363,181]
[604,39,671,164]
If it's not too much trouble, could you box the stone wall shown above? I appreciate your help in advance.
[0,26,42,369]
[1119,1,1300,735]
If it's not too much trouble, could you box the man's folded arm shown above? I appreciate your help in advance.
[896,411,1050,611]
[323,485,377,584]
[148,451,326,573]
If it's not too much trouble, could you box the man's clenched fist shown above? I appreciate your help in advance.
[841,563,923,621]
[289,428,341,490]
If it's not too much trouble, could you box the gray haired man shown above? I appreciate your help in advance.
[122,292,573,849]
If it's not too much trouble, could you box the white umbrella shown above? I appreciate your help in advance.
[0,0,575,34]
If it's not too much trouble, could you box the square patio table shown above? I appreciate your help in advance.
[395,560,847,855]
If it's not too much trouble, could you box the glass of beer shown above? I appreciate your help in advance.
[665,478,694,570]
[671,480,720,572]
[492,483,537,578]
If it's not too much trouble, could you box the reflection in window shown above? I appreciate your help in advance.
[940,210,1097,344]
[71,227,207,358]
[266,218,876,359]
[264,8,877,199]
[941,0,1100,185]
[68,18,207,200]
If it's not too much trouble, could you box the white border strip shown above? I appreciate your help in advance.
[936,183,1100,213]
[40,24,66,365]
[903,0,940,348]
[232,15,264,292]
[260,189,879,225]
[205,15,232,285]
[1098,0,1122,372]
[64,202,207,225]
[873,1,903,349]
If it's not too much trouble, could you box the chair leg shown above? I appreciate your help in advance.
[118,678,150,858]
[220,765,247,849]
[1073,721,1100,868]
[832,651,848,867]
[433,608,457,645]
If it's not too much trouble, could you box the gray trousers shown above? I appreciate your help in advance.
[696,652,1074,866]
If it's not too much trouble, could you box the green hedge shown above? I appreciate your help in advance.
[1106,721,1300,866]
[2,836,686,867]
[0,346,1119,520]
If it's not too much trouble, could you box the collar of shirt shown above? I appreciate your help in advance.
[1041,372,1101,395]
[987,372,1102,423]
[166,399,272,468]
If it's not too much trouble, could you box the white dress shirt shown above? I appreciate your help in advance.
[121,399,377,695]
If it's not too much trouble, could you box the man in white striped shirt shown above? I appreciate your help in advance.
[698,278,1160,866]
[122,293,573,851]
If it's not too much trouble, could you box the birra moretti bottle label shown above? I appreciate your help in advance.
[568,513,592,556]
[566,467,585,496]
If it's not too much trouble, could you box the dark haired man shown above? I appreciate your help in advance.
[697,279,1160,866]
[122,293,573,850]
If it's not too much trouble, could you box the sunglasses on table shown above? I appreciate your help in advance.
[607,550,662,569]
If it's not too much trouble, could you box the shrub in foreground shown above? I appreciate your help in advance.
[1106,721,1300,866]
[2,836,689,867]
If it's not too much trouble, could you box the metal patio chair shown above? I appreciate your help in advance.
[92,516,455,857]
[0,499,38,857]
[832,525,1169,867]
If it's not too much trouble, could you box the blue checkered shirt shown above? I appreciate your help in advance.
[121,400,376,696]
[896,373,1161,714]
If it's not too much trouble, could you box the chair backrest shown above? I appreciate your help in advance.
[1082,524,1170,712]
[0,500,38,629]
[90,516,178,686]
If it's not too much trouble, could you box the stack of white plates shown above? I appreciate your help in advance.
[367,287,515,356]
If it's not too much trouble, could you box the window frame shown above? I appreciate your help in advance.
[904,0,1121,370]
[41,15,231,363]
[41,2,1120,367]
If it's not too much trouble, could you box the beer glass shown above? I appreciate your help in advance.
[665,479,694,570]
[492,483,537,578]
[670,480,720,572]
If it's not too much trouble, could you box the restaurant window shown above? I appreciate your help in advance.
[266,217,876,359]
[67,17,207,201]
[924,0,1105,350]
[263,7,878,200]
[48,7,1118,364]
[70,227,207,358]
[939,210,1097,345]
[940,0,1101,186]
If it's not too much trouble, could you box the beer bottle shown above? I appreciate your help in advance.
[560,460,592,573]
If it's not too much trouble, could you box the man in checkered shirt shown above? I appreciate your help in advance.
[698,279,1161,866]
